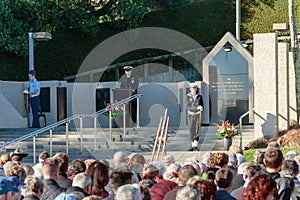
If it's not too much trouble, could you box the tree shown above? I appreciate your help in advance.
[0,0,100,56]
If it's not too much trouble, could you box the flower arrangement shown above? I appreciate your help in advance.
[103,100,124,118]
[215,120,240,139]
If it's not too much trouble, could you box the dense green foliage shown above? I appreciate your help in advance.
[0,0,299,81]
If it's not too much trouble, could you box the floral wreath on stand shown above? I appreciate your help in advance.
[103,100,124,118]
[215,120,240,139]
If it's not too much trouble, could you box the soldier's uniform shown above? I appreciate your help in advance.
[186,83,204,151]
[119,66,139,124]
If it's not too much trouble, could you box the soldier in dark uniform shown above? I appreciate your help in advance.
[119,66,139,124]
[186,82,204,151]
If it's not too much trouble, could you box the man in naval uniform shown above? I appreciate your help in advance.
[119,66,139,124]
[186,82,204,151]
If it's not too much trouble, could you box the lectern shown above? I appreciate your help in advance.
[113,88,136,127]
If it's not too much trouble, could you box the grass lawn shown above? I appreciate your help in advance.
[243,147,300,162]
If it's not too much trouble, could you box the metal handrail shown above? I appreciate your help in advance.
[238,107,254,149]
[0,93,143,152]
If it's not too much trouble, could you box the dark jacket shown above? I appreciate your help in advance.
[215,189,237,200]
[119,74,139,93]
[23,194,40,200]
[269,172,291,200]
[40,179,65,200]
[56,174,72,189]
[66,186,89,197]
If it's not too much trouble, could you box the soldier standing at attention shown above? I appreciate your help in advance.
[186,82,204,151]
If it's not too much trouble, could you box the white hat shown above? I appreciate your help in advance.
[189,82,198,88]
[123,66,133,70]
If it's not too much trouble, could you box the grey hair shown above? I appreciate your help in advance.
[152,161,166,177]
[176,184,201,200]
[72,172,92,189]
[115,184,142,200]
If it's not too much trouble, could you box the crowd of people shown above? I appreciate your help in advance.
[0,143,299,200]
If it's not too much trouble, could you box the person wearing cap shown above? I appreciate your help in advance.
[0,176,20,200]
[186,82,204,151]
[25,70,41,128]
[10,148,28,165]
[119,66,139,124]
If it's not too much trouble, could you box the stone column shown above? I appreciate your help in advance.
[289,52,298,123]
[277,43,289,131]
[253,33,278,138]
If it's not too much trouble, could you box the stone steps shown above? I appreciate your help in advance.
[0,125,255,165]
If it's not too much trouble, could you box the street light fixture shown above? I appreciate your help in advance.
[223,42,233,52]
[28,32,52,71]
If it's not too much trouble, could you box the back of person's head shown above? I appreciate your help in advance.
[285,150,299,160]
[130,164,144,176]
[6,165,26,182]
[236,153,246,166]
[99,159,110,169]
[39,151,50,163]
[139,184,151,200]
[237,162,251,174]
[240,174,277,200]
[22,164,34,176]
[229,145,243,154]
[53,152,69,176]
[178,164,198,185]
[281,159,299,176]
[24,175,43,196]
[215,168,233,189]
[86,161,109,197]
[228,153,237,167]
[3,161,16,176]
[128,153,146,166]
[184,161,200,176]
[0,154,10,165]
[115,184,142,200]
[267,141,280,149]
[213,153,229,168]
[142,164,159,180]
[42,158,59,179]
[163,163,181,180]
[114,151,129,167]
[110,164,133,192]
[72,172,92,189]
[151,161,166,178]
[264,147,283,169]
[201,152,211,166]
[254,149,266,165]
[294,155,300,168]
[69,159,86,176]
[194,179,216,200]
[161,155,175,167]
[243,163,265,180]
[175,184,200,200]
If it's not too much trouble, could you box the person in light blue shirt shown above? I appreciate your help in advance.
[27,70,40,128]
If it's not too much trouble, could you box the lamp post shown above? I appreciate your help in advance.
[28,32,52,71]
